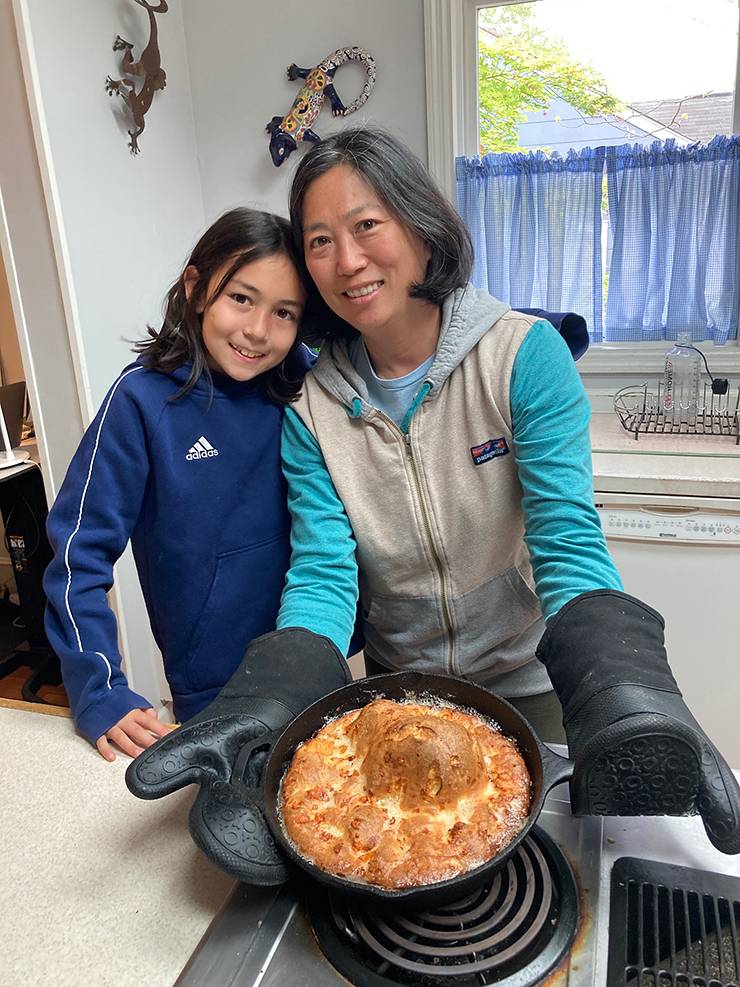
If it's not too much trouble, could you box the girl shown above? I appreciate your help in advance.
[43,208,314,761]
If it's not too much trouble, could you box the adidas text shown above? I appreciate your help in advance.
[186,448,219,460]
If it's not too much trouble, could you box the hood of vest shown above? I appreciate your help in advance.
[310,285,510,419]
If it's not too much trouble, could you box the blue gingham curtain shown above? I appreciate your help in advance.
[456,147,605,337]
[605,136,740,343]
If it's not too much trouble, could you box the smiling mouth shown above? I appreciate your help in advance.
[343,281,383,299]
[229,342,265,360]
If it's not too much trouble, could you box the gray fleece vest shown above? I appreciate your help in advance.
[293,286,551,696]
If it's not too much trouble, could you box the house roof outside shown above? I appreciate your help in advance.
[630,92,734,144]
[514,91,733,155]
[516,95,691,153]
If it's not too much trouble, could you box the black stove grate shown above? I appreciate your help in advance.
[306,826,579,987]
[607,857,740,987]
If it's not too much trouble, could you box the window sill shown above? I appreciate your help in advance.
[578,343,740,376]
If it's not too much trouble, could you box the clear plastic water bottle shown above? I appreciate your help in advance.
[662,333,701,426]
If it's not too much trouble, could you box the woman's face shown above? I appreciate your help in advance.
[194,254,304,382]
[301,164,432,341]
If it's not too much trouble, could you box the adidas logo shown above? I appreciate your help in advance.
[186,436,219,460]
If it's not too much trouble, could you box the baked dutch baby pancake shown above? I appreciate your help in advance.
[281,698,532,889]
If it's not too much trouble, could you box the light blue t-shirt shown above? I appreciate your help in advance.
[349,337,435,426]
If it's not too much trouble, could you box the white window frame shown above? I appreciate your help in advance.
[423,0,740,375]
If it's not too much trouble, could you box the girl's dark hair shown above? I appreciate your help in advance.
[135,207,311,403]
[289,127,474,344]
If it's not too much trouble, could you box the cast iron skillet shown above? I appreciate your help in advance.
[245,671,574,909]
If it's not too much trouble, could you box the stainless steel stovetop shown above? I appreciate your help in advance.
[176,758,740,987]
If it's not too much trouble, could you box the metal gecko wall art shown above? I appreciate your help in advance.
[266,46,377,167]
[105,0,168,154]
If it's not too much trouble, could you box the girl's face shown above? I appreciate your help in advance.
[301,164,432,342]
[194,254,305,382]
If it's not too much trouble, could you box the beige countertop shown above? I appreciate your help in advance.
[590,412,740,498]
[0,707,235,987]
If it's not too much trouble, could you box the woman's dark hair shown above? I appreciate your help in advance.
[135,207,311,403]
[289,127,473,344]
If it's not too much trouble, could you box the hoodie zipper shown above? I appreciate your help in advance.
[399,426,455,675]
[365,408,455,671]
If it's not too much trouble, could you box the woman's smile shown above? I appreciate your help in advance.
[343,280,384,302]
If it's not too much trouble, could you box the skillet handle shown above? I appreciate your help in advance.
[539,743,575,793]
[231,730,278,786]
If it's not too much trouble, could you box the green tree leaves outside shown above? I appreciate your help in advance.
[478,4,621,154]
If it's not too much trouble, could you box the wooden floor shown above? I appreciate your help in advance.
[0,652,365,716]
[0,663,71,716]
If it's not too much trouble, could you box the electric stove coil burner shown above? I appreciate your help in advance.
[307,826,580,987]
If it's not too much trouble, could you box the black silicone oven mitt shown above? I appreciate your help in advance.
[537,590,740,854]
[125,628,351,883]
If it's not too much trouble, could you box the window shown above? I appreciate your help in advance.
[474,1,738,157]
[424,0,740,372]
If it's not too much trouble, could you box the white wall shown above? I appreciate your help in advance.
[182,0,427,220]
[17,0,205,414]
[12,0,428,416]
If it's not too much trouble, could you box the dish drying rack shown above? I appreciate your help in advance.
[614,381,740,443]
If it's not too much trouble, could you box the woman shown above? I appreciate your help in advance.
[273,128,738,850]
[274,129,620,743]
[128,130,739,880]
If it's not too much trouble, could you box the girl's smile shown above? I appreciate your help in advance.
[228,342,266,361]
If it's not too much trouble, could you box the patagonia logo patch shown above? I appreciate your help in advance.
[470,437,509,465]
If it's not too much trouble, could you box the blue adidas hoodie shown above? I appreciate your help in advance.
[43,349,314,744]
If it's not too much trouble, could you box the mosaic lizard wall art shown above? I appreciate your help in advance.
[266,46,377,167]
